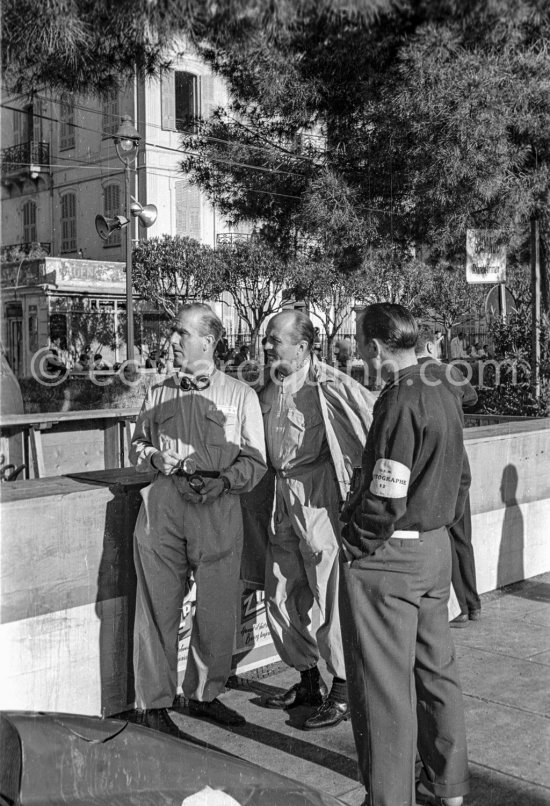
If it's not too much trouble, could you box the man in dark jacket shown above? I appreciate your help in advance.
[340,304,469,806]
[415,325,481,626]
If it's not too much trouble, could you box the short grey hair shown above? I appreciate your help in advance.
[175,303,224,343]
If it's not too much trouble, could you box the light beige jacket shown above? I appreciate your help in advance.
[241,357,376,585]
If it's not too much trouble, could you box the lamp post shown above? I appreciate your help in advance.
[113,115,141,362]
[95,117,157,364]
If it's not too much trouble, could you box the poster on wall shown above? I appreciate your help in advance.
[232,587,280,674]
[177,582,196,688]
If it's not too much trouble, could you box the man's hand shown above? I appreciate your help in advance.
[171,475,203,503]
[199,477,225,504]
[151,449,182,476]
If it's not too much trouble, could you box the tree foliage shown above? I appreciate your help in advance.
[294,258,374,356]
[360,249,428,312]
[476,307,550,416]
[69,311,118,355]
[2,0,393,95]
[4,0,549,328]
[180,0,550,309]
[131,235,222,319]
[214,238,297,355]
[417,266,486,336]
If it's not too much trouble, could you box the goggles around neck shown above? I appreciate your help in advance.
[179,374,211,392]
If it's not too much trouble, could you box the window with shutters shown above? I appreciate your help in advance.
[14,105,33,145]
[22,200,37,243]
[102,90,120,136]
[103,184,122,246]
[200,75,217,120]
[175,180,201,241]
[161,71,199,133]
[60,192,77,253]
[13,108,23,145]
[59,102,75,150]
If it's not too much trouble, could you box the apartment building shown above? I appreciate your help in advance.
[1,49,251,375]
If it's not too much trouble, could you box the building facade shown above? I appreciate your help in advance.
[1,48,361,377]
[1,48,257,374]
[0,48,247,260]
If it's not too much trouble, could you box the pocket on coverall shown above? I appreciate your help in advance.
[205,408,237,446]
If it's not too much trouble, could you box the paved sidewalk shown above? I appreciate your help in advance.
[168,574,550,805]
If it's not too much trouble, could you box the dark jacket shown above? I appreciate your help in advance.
[417,356,478,411]
[341,363,471,557]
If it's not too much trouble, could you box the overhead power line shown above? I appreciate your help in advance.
[1,101,309,179]
[33,92,322,166]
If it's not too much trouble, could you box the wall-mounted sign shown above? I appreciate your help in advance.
[56,259,125,285]
[466,229,506,284]
[1,258,125,288]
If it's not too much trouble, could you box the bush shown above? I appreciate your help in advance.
[478,309,550,417]
[476,382,549,417]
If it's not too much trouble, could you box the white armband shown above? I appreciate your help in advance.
[370,458,410,498]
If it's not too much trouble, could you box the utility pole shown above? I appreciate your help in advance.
[124,160,134,362]
[530,217,541,398]
[499,281,507,319]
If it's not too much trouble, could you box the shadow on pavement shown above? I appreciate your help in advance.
[468,763,550,806]
[500,579,550,604]
[229,720,360,782]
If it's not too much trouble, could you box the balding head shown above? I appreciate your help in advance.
[268,310,315,351]
[265,310,315,376]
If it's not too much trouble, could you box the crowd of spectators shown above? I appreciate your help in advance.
[38,323,495,385]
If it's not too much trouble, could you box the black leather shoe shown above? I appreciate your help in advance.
[302,699,349,730]
[188,698,246,726]
[141,708,187,739]
[469,608,481,621]
[264,680,328,709]
[450,613,469,628]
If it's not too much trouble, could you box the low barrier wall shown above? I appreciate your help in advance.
[465,419,550,593]
[0,469,278,717]
[1,419,549,717]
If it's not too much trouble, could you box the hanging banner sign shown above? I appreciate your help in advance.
[466,229,506,284]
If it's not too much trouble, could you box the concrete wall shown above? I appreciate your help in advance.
[0,470,278,716]
[1,419,549,717]
[465,419,550,593]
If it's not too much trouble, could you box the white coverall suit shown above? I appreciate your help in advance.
[131,371,266,709]
[261,361,346,678]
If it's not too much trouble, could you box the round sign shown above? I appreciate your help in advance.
[485,285,517,320]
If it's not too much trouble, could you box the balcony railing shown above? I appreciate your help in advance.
[1,141,50,179]
[1,242,51,262]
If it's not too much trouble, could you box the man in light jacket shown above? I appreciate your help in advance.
[131,303,266,736]
[256,310,375,730]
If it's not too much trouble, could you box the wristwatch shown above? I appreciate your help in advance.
[220,475,231,494]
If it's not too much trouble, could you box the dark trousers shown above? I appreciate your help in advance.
[449,496,481,615]
[340,528,469,806]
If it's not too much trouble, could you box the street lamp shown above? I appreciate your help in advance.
[116,115,140,362]
[95,115,157,362]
